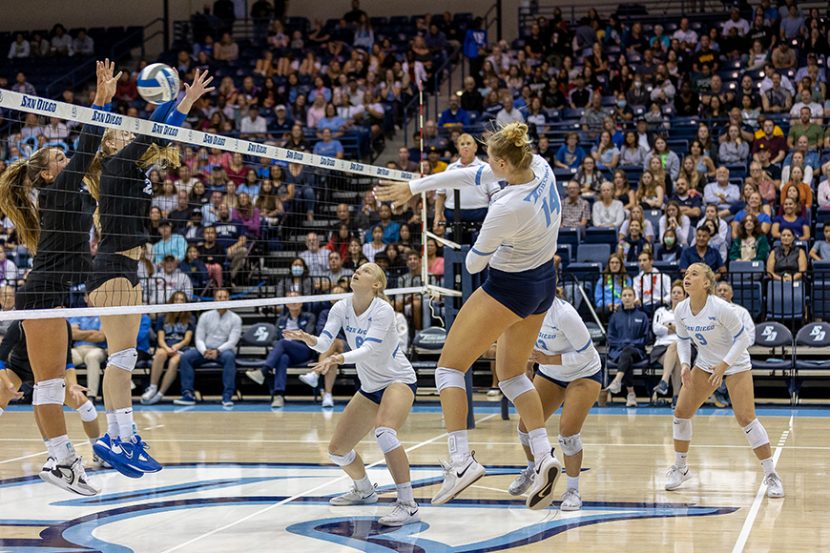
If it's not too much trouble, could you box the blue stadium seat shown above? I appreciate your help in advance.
[732,282,763,319]
[234,323,278,369]
[811,262,830,320]
[751,322,794,372]
[791,322,830,404]
[584,227,618,247]
[559,227,581,249]
[766,281,805,321]
[576,243,612,264]
[728,260,765,282]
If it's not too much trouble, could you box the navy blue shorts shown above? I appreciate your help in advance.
[482,261,556,318]
[359,382,418,405]
[535,368,603,389]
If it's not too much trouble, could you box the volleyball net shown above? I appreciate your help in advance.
[0,88,459,324]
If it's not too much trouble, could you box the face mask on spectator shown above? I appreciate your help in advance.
[664,237,676,247]
[291,266,304,277]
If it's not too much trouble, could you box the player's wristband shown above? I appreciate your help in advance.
[0,360,6,370]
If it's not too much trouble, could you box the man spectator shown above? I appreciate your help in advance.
[250,0,274,42]
[11,72,36,95]
[239,105,267,138]
[721,6,749,37]
[679,226,726,277]
[7,33,30,59]
[459,76,484,113]
[496,94,525,126]
[752,118,788,165]
[633,250,672,315]
[214,205,249,283]
[396,147,419,173]
[788,106,824,150]
[175,288,242,407]
[174,165,200,195]
[375,204,401,244]
[754,143,782,181]
[323,251,353,290]
[438,96,470,127]
[554,132,586,171]
[700,75,734,111]
[148,255,194,305]
[580,94,606,140]
[201,191,224,226]
[704,168,740,216]
[72,29,94,56]
[779,4,805,41]
[152,220,188,264]
[213,0,236,33]
[184,208,205,243]
[312,128,344,159]
[670,176,703,223]
[426,146,448,173]
[69,308,107,399]
[761,72,793,114]
[672,17,698,48]
[331,203,354,234]
[198,225,225,287]
[343,0,367,24]
[692,34,718,74]
[789,92,823,122]
[561,181,591,228]
[604,287,651,407]
[568,75,592,108]
[272,105,293,138]
[168,191,193,232]
[422,119,448,152]
[299,232,331,276]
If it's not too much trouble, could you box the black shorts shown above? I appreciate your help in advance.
[86,253,140,293]
[15,277,71,310]
[535,368,603,389]
[481,261,557,318]
[5,358,34,387]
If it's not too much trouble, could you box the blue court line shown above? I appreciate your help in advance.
[4,403,829,417]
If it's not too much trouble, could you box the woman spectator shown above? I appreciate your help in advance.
[525,96,547,128]
[425,237,444,277]
[729,213,770,263]
[592,181,626,229]
[650,281,686,398]
[619,130,648,168]
[656,228,683,262]
[819,165,830,210]
[732,190,772,237]
[696,203,730,244]
[648,155,673,196]
[679,156,704,191]
[644,136,681,181]
[595,253,633,315]
[691,133,717,176]
[659,201,692,247]
[180,245,210,293]
[635,170,665,210]
[620,204,656,243]
[344,237,368,270]
[239,169,261,201]
[306,94,327,129]
[148,206,163,244]
[254,50,275,78]
[767,228,808,281]
[612,169,636,211]
[233,192,261,239]
[619,219,648,262]
[780,166,813,214]
[285,162,316,223]
[318,103,348,137]
[139,291,195,405]
[152,180,178,217]
[739,93,761,131]
[604,287,650,407]
[718,124,750,166]
[772,197,810,240]
[575,156,606,197]
[226,152,247,185]
[781,151,814,187]
[214,32,240,62]
[277,257,315,297]
[255,179,284,228]
[703,219,728,263]
[745,161,777,206]
[700,94,726,120]
[362,225,386,263]
[224,181,239,211]
[353,14,375,50]
[327,224,352,259]
[592,130,620,171]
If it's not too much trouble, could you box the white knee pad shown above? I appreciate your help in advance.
[76,400,97,423]
[435,367,466,392]
[108,348,138,372]
[517,426,530,447]
[375,426,401,454]
[33,378,66,406]
[558,433,583,457]
[673,417,693,441]
[498,374,535,402]
[743,419,770,449]
[329,450,357,467]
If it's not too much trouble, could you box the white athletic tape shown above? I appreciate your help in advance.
[0,287,427,321]
[0,89,416,182]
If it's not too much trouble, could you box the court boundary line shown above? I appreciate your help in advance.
[730,418,792,553]
[157,413,498,553]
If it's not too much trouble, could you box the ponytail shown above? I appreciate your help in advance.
[0,148,53,253]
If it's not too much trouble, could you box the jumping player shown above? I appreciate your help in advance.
[284,263,420,526]
[665,262,784,498]
[0,60,119,495]
[376,122,563,510]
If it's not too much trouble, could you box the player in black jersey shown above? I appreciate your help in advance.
[88,69,214,478]
[0,321,106,467]
[0,60,119,496]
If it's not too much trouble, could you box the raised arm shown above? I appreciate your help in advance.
[375,162,498,207]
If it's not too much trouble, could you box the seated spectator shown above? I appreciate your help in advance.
[175,289,242,406]
[152,220,188,264]
[619,205,656,243]
[438,95,470,127]
[0,249,19,286]
[651,281,686,398]
[659,201,691,247]
[595,253,632,315]
[214,204,251,283]
[148,255,194,305]
[344,237,369,271]
[394,251,424,329]
[7,33,30,59]
[729,213,770,262]
[561,180,591,228]
[285,162,317,222]
[633,250,672,313]
[362,225,386,263]
[619,130,649,168]
[592,181,625,228]
[688,138,717,179]
[554,132,586,171]
[374,204,401,244]
[772,197,810,240]
[140,291,194,405]
[317,103,348,137]
[635,170,664,210]
[819,165,830,210]
[168,190,193,232]
[604,287,651,407]
[670,176,704,222]
[704,167,740,217]
[752,118,788,167]
[426,237,444,277]
[810,224,830,263]
[745,161,778,206]
[69,309,107,399]
[612,170,636,211]
[761,72,792,114]
[780,166,814,211]
[732,191,772,237]
[575,156,606,196]
[644,136,681,182]
[245,291,316,408]
[239,106,267,138]
[718,124,750,165]
[278,257,315,297]
[180,245,210,293]
[679,226,726,277]
[198,226,225,288]
[781,149,816,186]
[656,228,682,262]
[767,228,808,281]
[787,105,824,149]
[619,219,648,262]
[322,250,353,291]
[232,192,261,238]
[213,32,239,62]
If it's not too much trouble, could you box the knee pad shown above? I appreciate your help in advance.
[517,426,530,447]
[743,419,770,449]
[33,378,66,406]
[108,348,138,372]
[375,426,401,454]
[672,417,693,441]
[76,400,97,423]
[435,367,466,392]
[329,449,357,467]
[498,374,535,402]
[558,433,583,457]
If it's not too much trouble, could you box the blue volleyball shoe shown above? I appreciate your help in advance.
[118,434,163,474]
[93,433,143,478]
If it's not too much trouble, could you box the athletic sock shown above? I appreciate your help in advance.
[567,475,580,492]
[675,452,688,468]
[45,435,76,464]
[354,475,374,493]
[528,428,552,463]
[396,482,414,504]
[114,408,134,442]
[760,457,775,476]
[448,430,470,464]
[106,411,117,437]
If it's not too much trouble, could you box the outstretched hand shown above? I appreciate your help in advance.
[95,58,122,105]
[68,383,89,405]
[283,330,315,346]
[374,180,413,209]
[184,68,215,102]
[309,355,341,376]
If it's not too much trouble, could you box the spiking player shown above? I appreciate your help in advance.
[376,122,563,510]
[665,262,784,498]
[284,263,420,526]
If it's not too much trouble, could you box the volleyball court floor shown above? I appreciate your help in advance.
[0,400,827,552]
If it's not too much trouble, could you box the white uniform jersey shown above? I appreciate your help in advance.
[652,306,680,347]
[311,296,416,392]
[436,157,500,210]
[675,295,752,375]
[535,298,602,382]
[410,154,560,274]
[731,302,755,344]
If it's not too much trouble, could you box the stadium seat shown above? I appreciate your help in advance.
[791,322,830,404]
[812,261,830,319]
[576,243,611,265]
[766,281,805,321]
[728,260,765,283]
[751,322,794,372]
[234,323,278,369]
[732,281,764,319]
[584,227,618,247]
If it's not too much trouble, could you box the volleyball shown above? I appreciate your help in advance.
[137,63,180,104]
